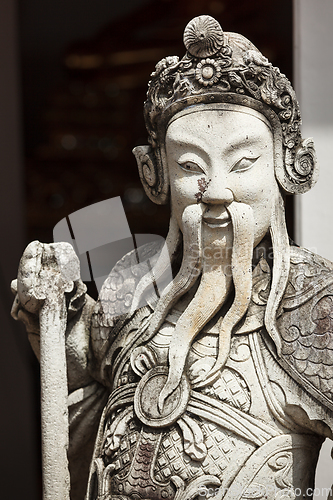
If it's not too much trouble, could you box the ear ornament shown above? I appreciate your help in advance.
[278,137,319,194]
[132,145,169,205]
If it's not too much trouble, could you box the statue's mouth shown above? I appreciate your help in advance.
[203,215,231,228]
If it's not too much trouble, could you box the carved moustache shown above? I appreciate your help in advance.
[157,201,255,411]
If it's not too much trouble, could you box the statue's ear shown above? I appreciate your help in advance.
[277,138,319,194]
[132,145,169,205]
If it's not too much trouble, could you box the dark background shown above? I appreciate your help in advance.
[2,1,293,498]
[20,0,293,245]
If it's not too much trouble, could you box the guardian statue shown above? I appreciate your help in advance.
[12,16,333,500]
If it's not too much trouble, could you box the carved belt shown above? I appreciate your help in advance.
[105,371,278,446]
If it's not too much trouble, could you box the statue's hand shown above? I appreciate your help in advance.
[11,240,81,324]
[11,279,40,334]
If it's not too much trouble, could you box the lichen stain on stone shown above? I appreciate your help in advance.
[195,177,209,203]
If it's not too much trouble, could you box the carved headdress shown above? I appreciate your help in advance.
[134,15,318,204]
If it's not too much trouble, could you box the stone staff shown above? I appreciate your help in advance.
[13,241,80,500]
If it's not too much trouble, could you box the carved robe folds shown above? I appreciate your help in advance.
[65,244,333,500]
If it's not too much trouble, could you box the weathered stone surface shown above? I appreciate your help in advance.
[12,15,333,500]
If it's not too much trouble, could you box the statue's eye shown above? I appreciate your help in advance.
[178,161,204,174]
[231,156,259,172]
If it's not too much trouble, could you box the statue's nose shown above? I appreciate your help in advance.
[201,177,234,205]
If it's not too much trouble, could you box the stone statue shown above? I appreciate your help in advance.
[11,15,333,500]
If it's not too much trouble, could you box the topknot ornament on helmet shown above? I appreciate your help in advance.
[183,15,224,58]
[133,15,318,204]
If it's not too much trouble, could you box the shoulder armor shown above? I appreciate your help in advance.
[283,246,333,306]
[92,240,163,329]
[277,246,333,411]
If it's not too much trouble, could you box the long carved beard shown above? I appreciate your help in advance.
[145,204,204,339]
[134,195,289,411]
[265,191,290,354]
[158,201,255,410]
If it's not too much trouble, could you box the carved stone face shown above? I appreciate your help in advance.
[165,107,280,249]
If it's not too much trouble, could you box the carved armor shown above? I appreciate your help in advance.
[74,244,333,500]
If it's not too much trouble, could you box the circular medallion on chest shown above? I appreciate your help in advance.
[134,366,190,428]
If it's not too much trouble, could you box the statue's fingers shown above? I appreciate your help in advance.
[16,308,40,334]
[11,279,17,294]
[11,293,20,320]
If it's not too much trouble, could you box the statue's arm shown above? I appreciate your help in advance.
[11,241,109,499]
[11,247,96,391]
